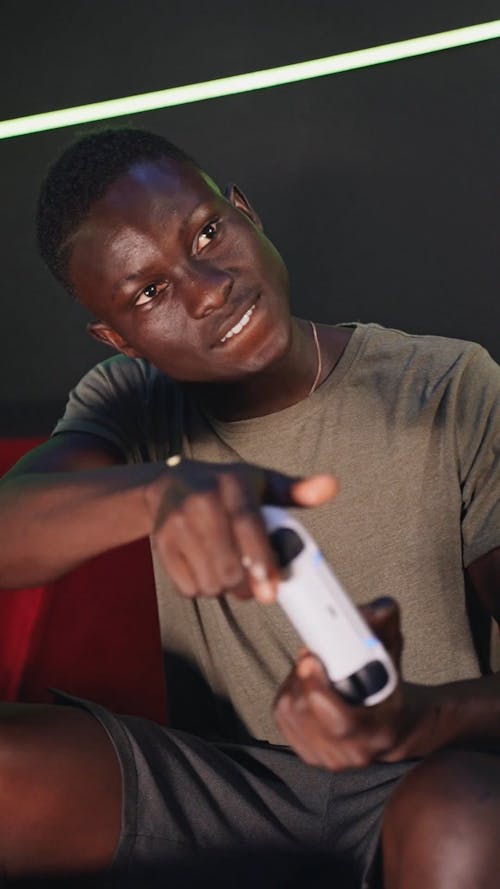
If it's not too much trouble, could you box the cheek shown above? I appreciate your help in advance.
[128,310,201,371]
[119,301,186,348]
[235,221,286,279]
[256,236,289,292]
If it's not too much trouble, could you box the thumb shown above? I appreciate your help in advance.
[263,470,338,507]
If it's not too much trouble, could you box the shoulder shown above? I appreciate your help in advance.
[356,321,485,366]
[76,353,171,395]
[351,322,499,394]
[68,353,184,414]
[53,355,184,463]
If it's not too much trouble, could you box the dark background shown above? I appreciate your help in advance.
[1,1,499,435]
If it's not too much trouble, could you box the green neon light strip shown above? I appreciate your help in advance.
[1,19,500,140]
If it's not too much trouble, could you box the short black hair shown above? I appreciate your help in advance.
[36,127,197,290]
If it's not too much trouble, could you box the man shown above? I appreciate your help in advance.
[0,128,499,888]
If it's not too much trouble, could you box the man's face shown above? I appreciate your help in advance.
[67,157,292,382]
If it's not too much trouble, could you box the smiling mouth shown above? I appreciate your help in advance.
[219,301,258,344]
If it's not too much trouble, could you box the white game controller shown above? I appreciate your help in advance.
[262,506,398,706]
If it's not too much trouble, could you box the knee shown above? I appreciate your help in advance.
[384,748,499,831]
[382,749,500,888]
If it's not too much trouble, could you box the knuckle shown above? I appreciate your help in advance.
[327,707,355,738]
[300,749,321,768]
[325,754,349,772]
[196,571,223,597]
[376,727,398,754]
[274,692,294,722]
[220,562,245,588]
[184,489,219,516]
[175,581,198,599]
[162,510,188,535]
[219,470,245,498]
[230,586,253,600]
[201,586,221,598]
[292,694,311,719]
[350,748,371,768]
[322,749,340,770]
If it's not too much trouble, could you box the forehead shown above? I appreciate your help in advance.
[66,158,222,302]
[87,157,220,227]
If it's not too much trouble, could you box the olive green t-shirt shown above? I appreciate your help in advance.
[53,323,500,742]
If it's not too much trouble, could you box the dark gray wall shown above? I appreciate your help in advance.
[1,1,499,434]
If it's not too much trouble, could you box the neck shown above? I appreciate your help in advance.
[191,319,351,422]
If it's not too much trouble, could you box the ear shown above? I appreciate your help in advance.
[224,182,263,230]
[87,321,143,358]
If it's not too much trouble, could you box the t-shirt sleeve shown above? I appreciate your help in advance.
[52,355,178,464]
[457,346,500,567]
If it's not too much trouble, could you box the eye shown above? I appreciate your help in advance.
[196,219,220,252]
[135,281,168,306]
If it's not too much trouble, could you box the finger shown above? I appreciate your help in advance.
[273,681,324,766]
[290,675,376,769]
[289,474,338,507]
[181,490,247,595]
[274,700,321,766]
[164,513,220,596]
[296,651,330,683]
[261,469,338,508]
[237,521,279,603]
[218,473,279,603]
[274,670,354,770]
[278,651,402,770]
[296,661,356,738]
[291,653,373,740]
[158,510,225,597]
[360,597,403,668]
[296,653,367,735]
[152,534,198,597]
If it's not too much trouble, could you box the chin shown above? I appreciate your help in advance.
[245,320,291,374]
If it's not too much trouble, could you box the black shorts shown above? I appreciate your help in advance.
[59,693,416,889]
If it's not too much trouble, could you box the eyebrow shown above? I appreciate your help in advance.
[111,266,157,297]
[110,246,164,297]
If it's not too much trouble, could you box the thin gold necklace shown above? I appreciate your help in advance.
[307,321,322,396]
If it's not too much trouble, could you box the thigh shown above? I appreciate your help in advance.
[61,694,416,889]
[0,701,122,878]
[60,694,334,863]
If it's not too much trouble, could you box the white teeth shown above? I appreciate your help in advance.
[220,303,256,343]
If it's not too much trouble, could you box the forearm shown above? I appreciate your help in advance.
[390,673,500,760]
[0,463,165,588]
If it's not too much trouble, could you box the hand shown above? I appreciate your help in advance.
[273,597,430,770]
[145,459,337,602]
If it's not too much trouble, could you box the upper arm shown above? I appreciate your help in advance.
[0,432,126,480]
[46,355,174,466]
[458,350,500,619]
[467,547,500,622]
[458,348,500,569]
[2,354,169,481]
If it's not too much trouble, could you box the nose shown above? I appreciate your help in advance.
[182,261,233,319]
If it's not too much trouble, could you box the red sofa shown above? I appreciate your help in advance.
[0,439,167,724]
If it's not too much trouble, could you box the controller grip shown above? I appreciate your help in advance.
[263,506,398,706]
